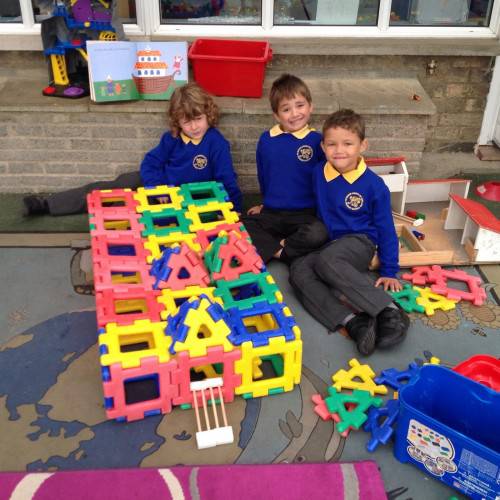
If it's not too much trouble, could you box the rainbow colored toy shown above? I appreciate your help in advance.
[88,182,302,422]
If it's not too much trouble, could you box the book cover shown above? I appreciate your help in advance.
[87,41,188,102]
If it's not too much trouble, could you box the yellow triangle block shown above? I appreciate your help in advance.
[332,358,387,396]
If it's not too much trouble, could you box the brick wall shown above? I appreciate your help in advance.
[0,51,493,193]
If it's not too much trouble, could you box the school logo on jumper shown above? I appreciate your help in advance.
[345,192,364,210]
[193,155,208,170]
[297,145,313,162]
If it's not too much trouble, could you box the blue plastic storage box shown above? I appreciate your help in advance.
[394,365,500,500]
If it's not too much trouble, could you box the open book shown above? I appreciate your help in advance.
[87,41,188,102]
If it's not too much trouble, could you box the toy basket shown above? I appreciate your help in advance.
[394,365,500,500]
[188,39,272,98]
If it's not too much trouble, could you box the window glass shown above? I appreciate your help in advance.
[0,0,21,23]
[160,0,262,24]
[274,0,379,25]
[390,0,493,26]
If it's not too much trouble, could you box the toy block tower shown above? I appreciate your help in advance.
[89,182,302,423]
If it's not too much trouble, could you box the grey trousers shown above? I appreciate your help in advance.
[289,234,393,330]
[47,171,142,216]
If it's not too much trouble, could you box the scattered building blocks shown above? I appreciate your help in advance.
[363,399,399,452]
[428,266,487,306]
[402,265,486,306]
[414,286,459,316]
[401,266,433,285]
[374,362,421,391]
[134,185,183,212]
[325,387,383,434]
[389,284,426,314]
[311,394,351,437]
[332,359,388,396]
[411,230,425,241]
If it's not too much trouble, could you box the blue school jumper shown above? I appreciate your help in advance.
[313,158,399,278]
[256,125,324,210]
[140,127,242,212]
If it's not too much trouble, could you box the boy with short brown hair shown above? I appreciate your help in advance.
[243,73,328,264]
[289,108,409,356]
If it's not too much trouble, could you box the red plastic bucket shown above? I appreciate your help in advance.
[188,39,272,98]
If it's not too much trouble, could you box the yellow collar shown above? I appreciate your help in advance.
[180,132,202,145]
[269,124,314,139]
[324,157,367,184]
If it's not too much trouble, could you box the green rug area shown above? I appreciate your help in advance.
[0,194,89,233]
[0,193,263,233]
[454,173,500,218]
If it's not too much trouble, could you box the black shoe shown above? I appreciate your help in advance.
[23,195,49,216]
[376,306,410,348]
[345,313,376,356]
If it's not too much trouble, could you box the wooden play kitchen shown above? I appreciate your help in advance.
[366,158,500,267]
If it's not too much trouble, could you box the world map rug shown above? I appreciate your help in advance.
[0,461,386,500]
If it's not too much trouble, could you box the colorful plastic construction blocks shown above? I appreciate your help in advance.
[389,284,425,314]
[402,265,486,306]
[332,359,388,396]
[87,183,302,423]
[325,387,383,434]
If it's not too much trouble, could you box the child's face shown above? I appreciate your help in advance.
[274,94,313,133]
[179,114,209,141]
[321,126,368,174]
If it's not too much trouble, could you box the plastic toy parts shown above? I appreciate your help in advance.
[453,354,500,391]
[88,182,302,424]
[190,377,234,449]
[476,181,500,202]
[41,0,119,98]
[332,358,388,396]
[402,265,487,306]
[389,284,425,314]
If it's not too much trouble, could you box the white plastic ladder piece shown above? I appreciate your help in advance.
[190,377,234,449]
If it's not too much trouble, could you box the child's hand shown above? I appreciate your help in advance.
[375,277,402,292]
[247,204,263,215]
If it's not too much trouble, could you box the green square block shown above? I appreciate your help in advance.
[214,272,280,310]
[140,208,191,237]
[179,181,228,207]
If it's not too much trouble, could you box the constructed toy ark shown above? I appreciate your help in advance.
[88,182,302,427]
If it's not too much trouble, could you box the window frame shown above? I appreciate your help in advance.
[0,0,499,45]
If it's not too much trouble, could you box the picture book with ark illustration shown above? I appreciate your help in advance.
[87,41,188,102]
